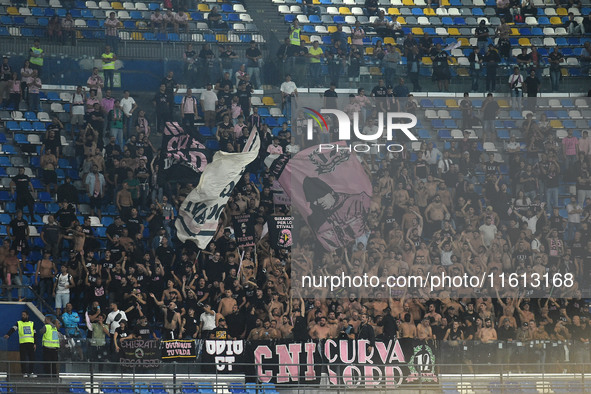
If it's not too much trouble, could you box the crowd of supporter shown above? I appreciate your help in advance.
[0,0,590,373]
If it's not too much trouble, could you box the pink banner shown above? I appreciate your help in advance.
[278,142,372,250]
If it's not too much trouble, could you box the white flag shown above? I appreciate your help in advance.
[175,128,260,247]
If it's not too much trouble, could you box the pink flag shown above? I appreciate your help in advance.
[278,142,372,251]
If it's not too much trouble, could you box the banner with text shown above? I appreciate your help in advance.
[161,339,197,361]
[119,339,161,368]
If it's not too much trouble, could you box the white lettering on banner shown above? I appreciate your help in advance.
[205,340,244,372]
[176,129,259,247]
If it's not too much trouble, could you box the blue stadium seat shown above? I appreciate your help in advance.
[309,15,321,23]
[199,126,213,137]
[0,16,12,25]
[538,16,550,24]
[472,8,484,16]
[284,14,295,23]
[333,15,345,23]
[101,382,119,394]
[5,121,20,131]
[438,129,452,139]
[20,121,34,131]
[181,382,198,393]
[420,99,434,108]
[412,8,424,15]
[39,192,52,202]
[14,134,28,144]
[197,383,215,393]
[0,191,12,202]
[205,140,219,150]
[149,3,160,10]
[441,17,453,25]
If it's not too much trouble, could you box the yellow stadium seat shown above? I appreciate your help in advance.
[457,68,469,77]
[448,28,460,35]
[131,32,144,40]
[339,7,351,14]
[412,27,424,35]
[27,0,36,6]
[458,37,470,46]
[550,120,563,128]
[556,7,567,15]
[388,7,400,15]
[441,0,450,5]
[370,67,382,75]
[313,0,320,3]
[424,8,435,15]
[347,37,351,44]
[550,17,562,24]
[198,3,210,11]
[301,35,310,43]
[396,16,406,24]
[366,47,374,55]
[6,7,19,15]
[262,97,276,106]
[449,57,458,65]
[216,34,228,42]
[498,99,510,108]
[560,68,569,76]
[422,56,432,65]
[384,37,396,45]
[76,31,83,39]
[112,2,124,9]
[510,28,519,35]
[518,37,531,46]
[328,25,338,33]
[446,99,459,108]
[402,0,414,5]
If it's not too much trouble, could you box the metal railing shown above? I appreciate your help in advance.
[1,339,591,392]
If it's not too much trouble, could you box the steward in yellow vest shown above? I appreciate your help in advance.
[39,315,60,378]
[3,310,37,377]
[29,39,44,76]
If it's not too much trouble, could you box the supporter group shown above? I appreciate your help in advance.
[0,0,591,371]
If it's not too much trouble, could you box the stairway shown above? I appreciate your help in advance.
[245,0,287,76]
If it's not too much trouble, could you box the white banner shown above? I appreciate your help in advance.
[175,128,260,247]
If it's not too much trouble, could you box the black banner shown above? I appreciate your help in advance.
[254,339,438,388]
[201,339,248,374]
[119,339,161,368]
[232,214,256,247]
[161,339,197,361]
[160,122,212,184]
[268,216,293,250]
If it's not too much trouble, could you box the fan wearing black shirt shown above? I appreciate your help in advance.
[133,315,156,340]
[161,71,179,112]
[152,84,170,135]
[371,78,388,98]
[219,45,238,77]
[523,69,540,111]
[430,43,451,92]
[8,210,30,260]
[10,167,35,222]
[181,307,200,339]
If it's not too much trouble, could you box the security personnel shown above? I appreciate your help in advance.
[39,315,60,378]
[288,20,301,47]
[29,39,44,76]
[3,310,37,377]
[101,45,117,91]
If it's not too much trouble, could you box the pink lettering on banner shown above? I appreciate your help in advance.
[384,366,404,387]
[303,342,316,381]
[254,346,273,383]
[276,343,301,384]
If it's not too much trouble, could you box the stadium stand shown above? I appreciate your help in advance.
[0,0,590,391]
